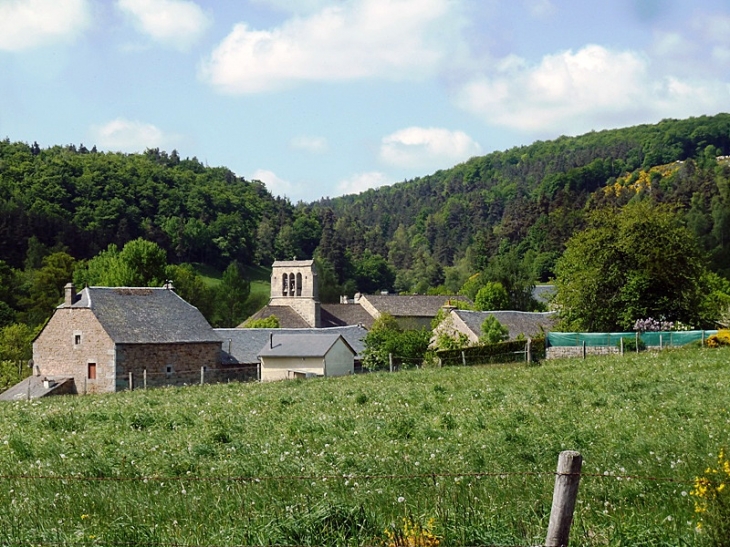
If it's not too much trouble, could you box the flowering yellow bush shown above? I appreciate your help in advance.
[705,330,730,348]
[384,516,440,547]
[691,448,730,546]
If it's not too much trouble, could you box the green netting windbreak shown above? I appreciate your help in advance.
[547,330,717,347]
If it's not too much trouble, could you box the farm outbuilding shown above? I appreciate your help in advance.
[257,332,355,382]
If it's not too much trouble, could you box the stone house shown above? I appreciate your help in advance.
[30,283,223,395]
[432,309,558,347]
[257,332,355,382]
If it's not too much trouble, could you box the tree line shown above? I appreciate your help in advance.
[3,114,730,386]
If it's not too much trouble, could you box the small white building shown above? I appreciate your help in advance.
[257,333,355,382]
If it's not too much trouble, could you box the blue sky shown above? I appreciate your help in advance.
[1,0,729,202]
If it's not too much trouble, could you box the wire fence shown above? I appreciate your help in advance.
[0,462,696,547]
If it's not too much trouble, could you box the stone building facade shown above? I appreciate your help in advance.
[268,260,321,327]
[31,284,224,394]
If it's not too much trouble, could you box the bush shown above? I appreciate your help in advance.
[691,448,730,546]
[705,329,730,348]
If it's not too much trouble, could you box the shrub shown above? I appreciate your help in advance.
[691,448,730,546]
[705,329,730,348]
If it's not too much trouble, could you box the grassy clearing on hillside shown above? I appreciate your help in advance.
[1,348,729,546]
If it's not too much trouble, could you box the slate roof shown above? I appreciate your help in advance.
[216,325,368,365]
[69,287,221,344]
[320,303,375,328]
[242,305,312,328]
[454,310,558,340]
[361,294,472,317]
[257,333,355,359]
[532,285,555,305]
[272,259,315,268]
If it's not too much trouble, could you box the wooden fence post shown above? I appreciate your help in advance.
[635,331,639,353]
[200,366,205,386]
[389,353,393,373]
[143,369,147,390]
[526,338,532,364]
[545,450,583,547]
[461,351,466,366]
[128,372,133,391]
[581,341,586,359]
[620,337,624,356]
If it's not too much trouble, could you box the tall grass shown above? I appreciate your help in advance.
[0,347,728,545]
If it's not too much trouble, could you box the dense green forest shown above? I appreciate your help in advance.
[1,113,730,375]
[317,114,730,287]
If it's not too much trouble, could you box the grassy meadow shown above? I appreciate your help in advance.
[1,347,729,546]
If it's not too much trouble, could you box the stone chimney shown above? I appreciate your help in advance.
[64,283,77,307]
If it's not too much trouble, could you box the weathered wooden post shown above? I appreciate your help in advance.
[620,337,624,356]
[143,369,147,390]
[129,372,133,391]
[200,366,205,386]
[389,353,393,373]
[545,450,582,547]
[659,334,663,350]
[635,331,639,353]
[526,338,532,364]
[461,351,466,366]
[581,341,586,359]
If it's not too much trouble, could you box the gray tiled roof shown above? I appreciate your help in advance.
[257,333,355,358]
[454,310,557,340]
[361,294,472,317]
[243,305,311,328]
[71,287,221,344]
[320,303,375,328]
[215,325,368,365]
[532,285,555,305]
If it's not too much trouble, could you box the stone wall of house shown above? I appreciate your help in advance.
[116,342,222,390]
[33,308,116,394]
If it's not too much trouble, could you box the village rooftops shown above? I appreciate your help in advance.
[217,325,367,365]
[454,310,557,340]
[257,332,356,359]
[359,294,472,318]
[63,286,221,344]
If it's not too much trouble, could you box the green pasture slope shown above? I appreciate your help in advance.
[1,348,729,546]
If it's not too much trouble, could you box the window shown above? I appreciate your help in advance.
[165,365,173,378]
[87,362,96,380]
[74,334,81,345]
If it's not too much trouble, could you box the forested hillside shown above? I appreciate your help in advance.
[0,142,291,270]
[317,114,730,286]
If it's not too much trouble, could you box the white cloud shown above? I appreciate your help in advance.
[248,0,332,15]
[0,0,90,52]
[337,171,390,196]
[200,0,461,93]
[290,135,328,154]
[251,169,296,198]
[117,0,211,50]
[525,0,555,19]
[91,118,173,152]
[456,44,730,134]
[380,127,481,169]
